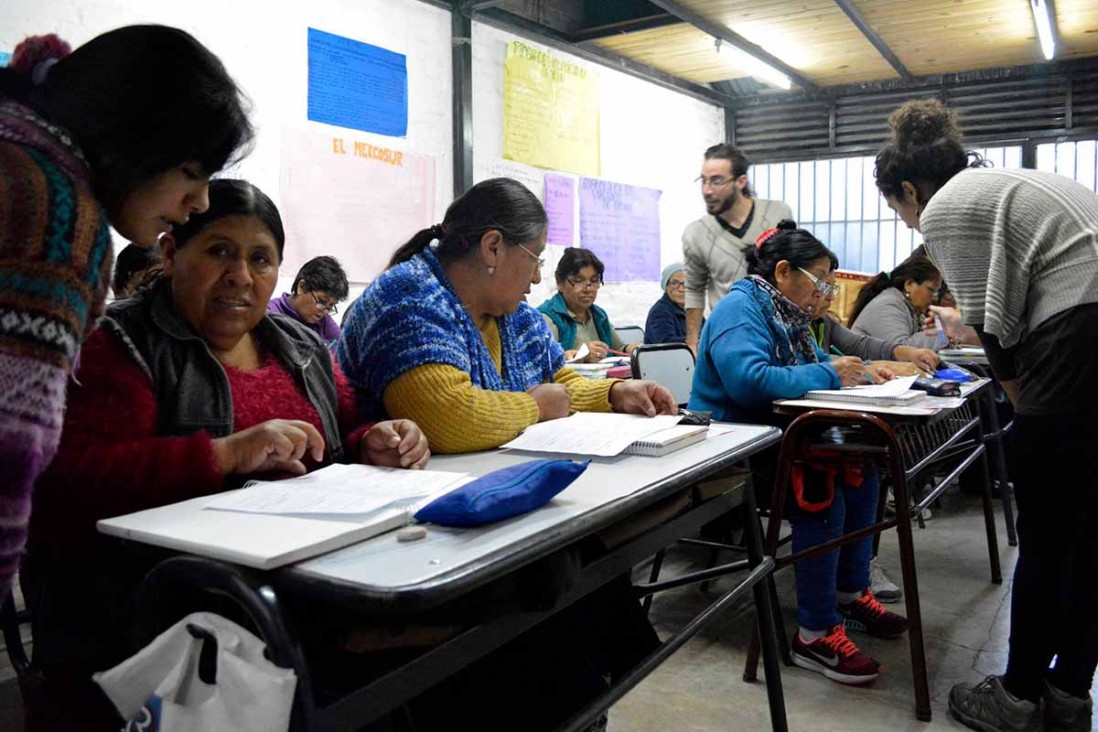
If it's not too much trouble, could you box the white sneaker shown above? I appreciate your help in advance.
[869,557,902,603]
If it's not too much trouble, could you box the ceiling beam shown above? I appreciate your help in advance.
[832,0,911,80]
[459,0,507,10]
[642,0,818,92]
[571,13,682,44]
[469,6,738,108]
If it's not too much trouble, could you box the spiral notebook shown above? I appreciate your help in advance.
[805,376,926,406]
[623,424,709,457]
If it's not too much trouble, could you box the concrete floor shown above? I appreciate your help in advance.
[0,494,1093,731]
[611,493,1098,732]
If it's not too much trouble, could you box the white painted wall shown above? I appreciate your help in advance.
[471,22,724,330]
[4,2,724,324]
[1,0,453,305]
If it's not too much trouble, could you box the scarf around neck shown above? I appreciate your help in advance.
[748,275,819,367]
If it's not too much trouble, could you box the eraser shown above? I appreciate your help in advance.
[397,526,428,542]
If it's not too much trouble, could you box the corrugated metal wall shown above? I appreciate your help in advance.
[729,60,1098,162]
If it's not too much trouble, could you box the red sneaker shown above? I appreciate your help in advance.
[839,590,909,639]
[792,625,880,685]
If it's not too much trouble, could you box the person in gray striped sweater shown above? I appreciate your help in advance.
[876,98,1096,732]
[682,143,792,352]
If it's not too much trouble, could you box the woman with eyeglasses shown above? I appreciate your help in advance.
[644,262,691,344]
[337,178,676,456]
[846,257,946,351]
[690,220,907,687]
[335,177,673,731]
[538,247,642,362]
[269,255,349,345]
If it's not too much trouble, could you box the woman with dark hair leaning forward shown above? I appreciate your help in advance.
[876,98,1096,732]
[689,220,909,687]
[269,255,350,345]
[336,178,674,730]
[0,26,253,597]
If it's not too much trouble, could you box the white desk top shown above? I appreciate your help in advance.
[288,423,778,599]
[98,423,780,603]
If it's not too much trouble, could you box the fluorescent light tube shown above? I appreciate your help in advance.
[1031,0,1056,61]
[716,41,792,90]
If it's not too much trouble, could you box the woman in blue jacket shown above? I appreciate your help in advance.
[690,220,908,686]
[644,262,688,344]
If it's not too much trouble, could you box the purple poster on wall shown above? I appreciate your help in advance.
[578,177,662,282]
[544,173,575,246]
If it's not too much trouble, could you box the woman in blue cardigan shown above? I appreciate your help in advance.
[690,220,908,687]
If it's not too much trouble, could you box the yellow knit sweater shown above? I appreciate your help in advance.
[383,319,616,453]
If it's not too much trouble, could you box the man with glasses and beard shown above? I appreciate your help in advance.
[683,143,792,352]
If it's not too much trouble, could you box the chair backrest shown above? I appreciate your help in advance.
[631,344,695,407]
[615,325,645,345]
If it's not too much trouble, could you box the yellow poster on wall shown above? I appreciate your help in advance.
[503,40,600,176]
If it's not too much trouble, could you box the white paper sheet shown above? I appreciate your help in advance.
[566,343,590,363]
[205,464,468,516]
[501,412,683,457]
[836,375,918,397]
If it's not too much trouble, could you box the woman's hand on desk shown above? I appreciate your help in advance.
[830,356,871,387]
[361,419,430,470]
[608,380,677,417]
[893,346,940,375]
[212,419,326,477]
[583,340,611,362]
[528,383,571,421]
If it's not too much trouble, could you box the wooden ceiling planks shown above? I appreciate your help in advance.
[594,0,898,86]
[592,0,1098,90]
[851,0,1043,76]
[1058,0,1098,60]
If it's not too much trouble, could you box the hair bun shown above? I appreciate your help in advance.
[775,219,798,231]
[888,98,961,148]
[9,34,73,75]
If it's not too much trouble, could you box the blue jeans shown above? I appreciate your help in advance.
[790,464,880,631]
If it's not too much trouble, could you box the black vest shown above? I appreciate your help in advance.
[102,282,345,463]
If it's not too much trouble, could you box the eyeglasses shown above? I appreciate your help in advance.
[516,242,545,273]
[694,175,738,189]
[666,279,686,291]
[308,291,339,315]
[920,282,942,298]
[566,277,602,291]
[797,267,841,298]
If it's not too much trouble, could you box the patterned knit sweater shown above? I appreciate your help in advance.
[0,98,113,591]
[337,248,615,453]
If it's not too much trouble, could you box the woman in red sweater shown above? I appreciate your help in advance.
[25,179,428,729]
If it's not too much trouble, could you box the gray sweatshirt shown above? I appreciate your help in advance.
[850,287,938,351]
[682,199,793,312]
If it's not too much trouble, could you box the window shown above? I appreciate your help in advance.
[1036,140,1098,193]
[751,146,1022,273]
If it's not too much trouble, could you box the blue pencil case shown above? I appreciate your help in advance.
[414,459,589,527]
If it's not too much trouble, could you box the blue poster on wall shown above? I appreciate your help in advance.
[307,28,408,137]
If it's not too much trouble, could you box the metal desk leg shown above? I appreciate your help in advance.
[975,424,1003,585]
[980,388,1018,547]
[742,471,789,732]
[893,465,932,722]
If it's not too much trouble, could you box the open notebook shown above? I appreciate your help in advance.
[98,464,470,570]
